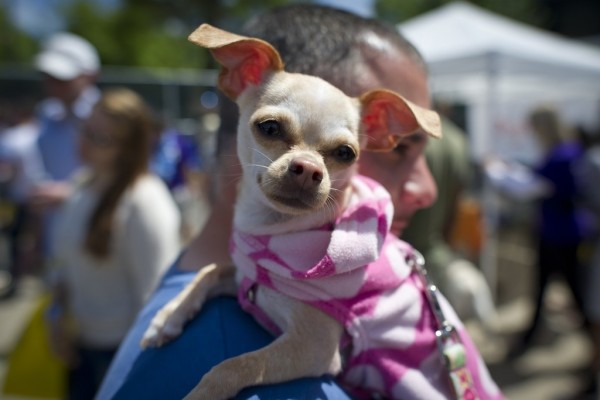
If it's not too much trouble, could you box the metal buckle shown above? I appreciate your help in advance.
[409,250,455,339]
[246,283,256,303]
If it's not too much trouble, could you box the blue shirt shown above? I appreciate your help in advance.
[36,86,100,181]
[35,86,100,257]
[97,259,351,400]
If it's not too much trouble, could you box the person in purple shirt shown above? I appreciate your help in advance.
[512,105,591,354]
[150,126,203,192]
[150,117,205,241]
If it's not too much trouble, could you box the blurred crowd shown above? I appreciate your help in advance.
[483,105,600,396]
[0,6,599,400]
[0,33,208,296]
[0,32,206,396]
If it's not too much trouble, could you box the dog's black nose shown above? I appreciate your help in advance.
[288,158,323,186]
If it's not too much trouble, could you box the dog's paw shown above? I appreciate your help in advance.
[139,322,180,349]
[183,366,240,400]
[140,301,187,348]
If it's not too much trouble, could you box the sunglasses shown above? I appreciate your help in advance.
[81,128,117,148]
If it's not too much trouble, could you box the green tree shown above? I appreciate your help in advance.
[64,1,202,68]
[0,0,555,68]
[0,6,38,64]
[63,0,292,69]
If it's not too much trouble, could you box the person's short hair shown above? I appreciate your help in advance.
[215,4,424,149]
[242,4,425,93]
[35,32,100,80]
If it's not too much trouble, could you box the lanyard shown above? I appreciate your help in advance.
[408,250,480,400]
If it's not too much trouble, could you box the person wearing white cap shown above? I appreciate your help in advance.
[35,32,100,82]
[29,32,101,257]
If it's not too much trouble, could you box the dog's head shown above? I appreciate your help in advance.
[189,24,440,219]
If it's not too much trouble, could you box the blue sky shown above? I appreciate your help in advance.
[315,0,374,17]
[4,0,121,37]
[4,0,374,36]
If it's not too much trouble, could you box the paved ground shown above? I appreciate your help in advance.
[472,292,595,400]
[0,226,596,399]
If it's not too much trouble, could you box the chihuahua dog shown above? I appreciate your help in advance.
[141,24,442,399]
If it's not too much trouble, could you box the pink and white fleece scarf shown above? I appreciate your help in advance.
[231,175,503,399]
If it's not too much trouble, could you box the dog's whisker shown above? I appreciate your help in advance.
[261,176,277,190]
[323,195,340,222]
[252,148,274,163]
[224,176,241,187]
[242,163,269,170]
[329,177,352,186]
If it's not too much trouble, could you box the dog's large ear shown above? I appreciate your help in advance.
[188,24,284,99]
[360,89,442,152]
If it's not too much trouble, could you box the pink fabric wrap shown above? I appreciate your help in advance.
[231,175,503,399]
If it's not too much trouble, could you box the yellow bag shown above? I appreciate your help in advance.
[2,294,67,399]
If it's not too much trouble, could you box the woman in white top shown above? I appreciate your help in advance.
[48,87,181,399]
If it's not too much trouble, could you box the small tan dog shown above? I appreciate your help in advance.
[141,24,440,399]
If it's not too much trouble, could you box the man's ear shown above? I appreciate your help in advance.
[188,24,284,99]
[359,89,442,152]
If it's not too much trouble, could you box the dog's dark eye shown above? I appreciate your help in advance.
[257,120,281,139]
[332,145,356,163]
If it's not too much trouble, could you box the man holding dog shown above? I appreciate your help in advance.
[98,4,502,399]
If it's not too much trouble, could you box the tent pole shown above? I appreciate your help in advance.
[480,51,499,304]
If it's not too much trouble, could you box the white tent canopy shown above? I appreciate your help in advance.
[399,1,600,164]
